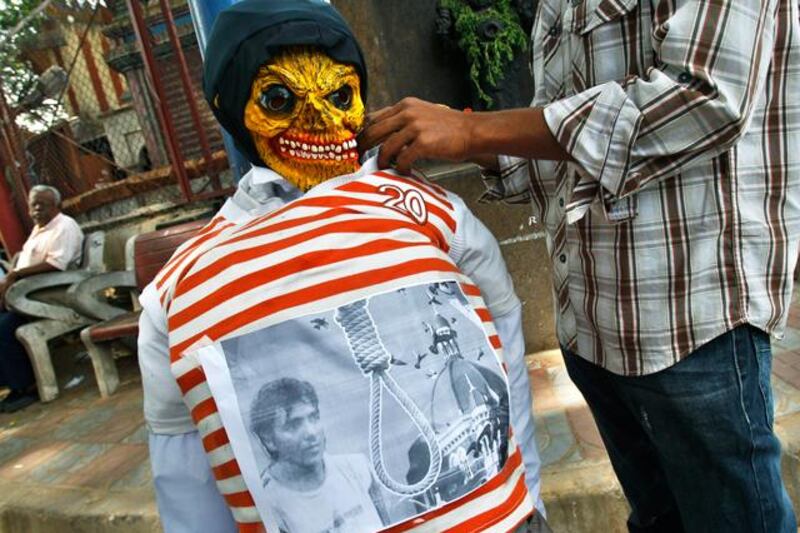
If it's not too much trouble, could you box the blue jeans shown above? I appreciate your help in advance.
[563,325,797,533]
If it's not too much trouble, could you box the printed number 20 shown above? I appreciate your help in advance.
[379,184,428,225]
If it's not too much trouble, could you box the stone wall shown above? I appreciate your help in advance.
[333,0,472,110]
[71,171,231,270]
[333,0,534,110]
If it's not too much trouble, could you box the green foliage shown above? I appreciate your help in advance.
[0,0,88,131]
[440,0,528,107]
[0,51,36,104]
[0,0,46,29]
[0,0,48,106]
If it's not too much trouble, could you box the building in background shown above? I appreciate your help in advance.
[103,0,223,168]
[12,0,224,199]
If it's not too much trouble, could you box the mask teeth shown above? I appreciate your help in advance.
[277,135,359,162]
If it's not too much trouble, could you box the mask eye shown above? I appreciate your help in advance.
[327,85,354,110]
[259,85,296,114]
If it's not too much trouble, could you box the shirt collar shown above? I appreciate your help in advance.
[304,155,380,195]
[221,166,302,223]
[34,212,63,233]
[248,165,298,195]
[217,156,379,222]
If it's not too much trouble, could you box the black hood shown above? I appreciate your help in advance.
[203,0,368,167]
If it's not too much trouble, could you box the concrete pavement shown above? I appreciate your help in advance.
[0,289,798,532]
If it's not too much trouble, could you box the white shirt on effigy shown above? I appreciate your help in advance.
[138,161,545,532]
[263,453,382,533]
[16,212,84,270]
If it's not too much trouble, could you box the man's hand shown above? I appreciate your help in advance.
[0,272,15,310]
[0,263,56,310]
[358,97,475,173]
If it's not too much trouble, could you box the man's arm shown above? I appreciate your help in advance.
[493,303,545,515]
[361,0,777,199]
[0,262,60,309]
[149,432,237,533]
[360,103,567,173]
[6,262,59,282]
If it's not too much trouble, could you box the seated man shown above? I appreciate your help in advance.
[0,185,83,412]
[140,1,548,531]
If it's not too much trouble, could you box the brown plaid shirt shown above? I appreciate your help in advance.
[491,0,800,375]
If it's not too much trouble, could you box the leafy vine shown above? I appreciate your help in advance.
[438,0,528,107]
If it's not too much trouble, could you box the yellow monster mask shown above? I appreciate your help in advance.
[243,46,366,191]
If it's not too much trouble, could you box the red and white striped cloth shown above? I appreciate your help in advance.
[156,169,535,532]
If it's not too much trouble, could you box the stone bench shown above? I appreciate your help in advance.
[5,232,106,402]
[72,219,209,397]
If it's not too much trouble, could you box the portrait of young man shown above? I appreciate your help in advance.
[250,377,389,533]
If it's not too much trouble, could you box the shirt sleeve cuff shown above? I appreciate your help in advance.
[543,81,642,198]
[479,155,532,204]
[44,255,69,271]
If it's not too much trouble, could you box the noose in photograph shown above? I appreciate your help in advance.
[335,300,442,495]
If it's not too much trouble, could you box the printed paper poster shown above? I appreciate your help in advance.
[201,281,511,532]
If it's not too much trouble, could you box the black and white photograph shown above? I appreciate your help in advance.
[219,280,511,532]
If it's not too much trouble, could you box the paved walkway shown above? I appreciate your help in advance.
[0,354,157,532]
[0,290,798,532]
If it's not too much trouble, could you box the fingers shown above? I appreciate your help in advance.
[395,140,424,174]
[359,97,429,150]
[365,104,399,125]
[359,113,408,153]
[359,97,459,172]
[378,125,418,169]
[358,103,404,150]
